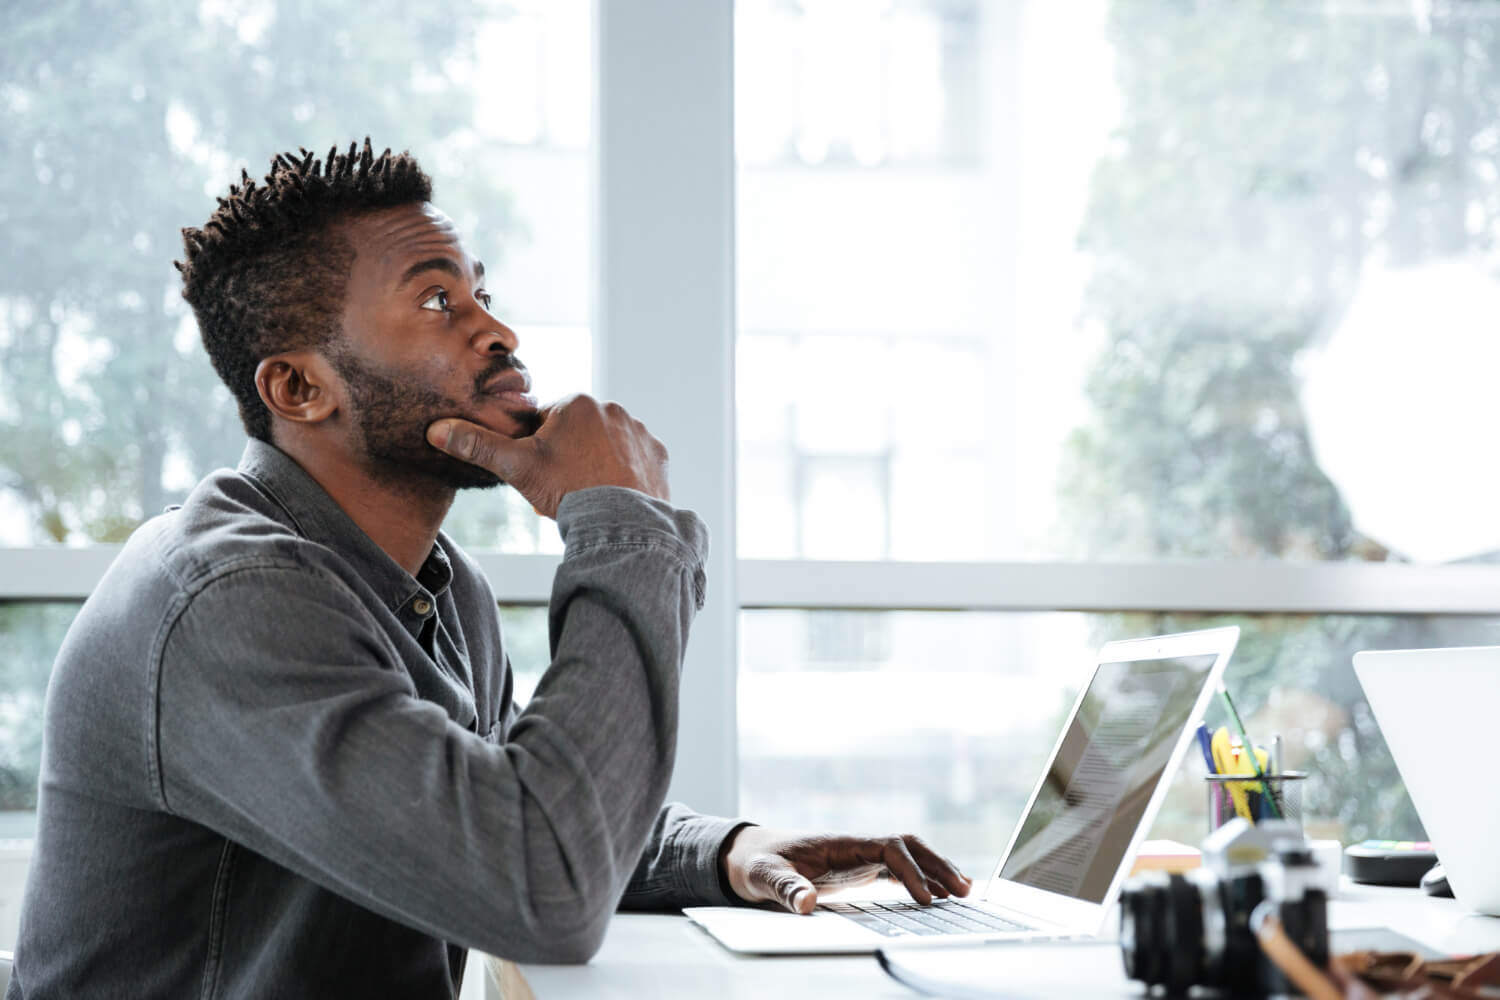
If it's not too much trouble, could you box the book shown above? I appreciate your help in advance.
[1128,839,1202,875]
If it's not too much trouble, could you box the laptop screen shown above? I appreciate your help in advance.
[996,653,1217,903]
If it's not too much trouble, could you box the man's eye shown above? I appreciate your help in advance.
[420,290,449,312]
[477,291,493,310]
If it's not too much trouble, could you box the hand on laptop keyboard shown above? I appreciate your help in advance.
[719,827,973,914]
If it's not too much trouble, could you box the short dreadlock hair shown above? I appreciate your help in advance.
[176,139,433,442]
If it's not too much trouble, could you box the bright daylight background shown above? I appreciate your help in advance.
[4,0,1500,956]
[729,0,1500,875]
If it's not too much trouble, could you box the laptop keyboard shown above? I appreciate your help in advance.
[821,899,1038,937]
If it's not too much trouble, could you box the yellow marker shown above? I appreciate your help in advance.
[1211,727,1256,820]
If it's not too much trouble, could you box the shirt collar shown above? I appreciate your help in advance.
[237,439,455,621]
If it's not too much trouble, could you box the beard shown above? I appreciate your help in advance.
[329,349,535,493]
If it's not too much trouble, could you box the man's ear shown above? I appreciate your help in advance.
[254,351,340,427]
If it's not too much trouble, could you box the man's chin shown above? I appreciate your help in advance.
[452,470,504,491]
[367,451,503,493]
[468,403,543,440]
[435,457,504,491]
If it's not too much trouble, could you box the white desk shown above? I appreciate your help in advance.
[1325,880,1500,956]
[511,882,1500,999]
[517,910,911,999]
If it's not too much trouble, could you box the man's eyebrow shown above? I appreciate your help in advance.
[399,257,470,287]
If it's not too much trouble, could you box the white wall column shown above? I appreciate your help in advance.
[594,0,739,815]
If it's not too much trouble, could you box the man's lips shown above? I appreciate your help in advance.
[480,371,537,409]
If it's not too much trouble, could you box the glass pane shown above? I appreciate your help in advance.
[496,604,550,707]
[0,0,591,554]
[736,0,1500,563]
[738,609,1500,877]
[0,603,80,840]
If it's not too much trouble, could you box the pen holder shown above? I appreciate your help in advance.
[1206,772,1306,832]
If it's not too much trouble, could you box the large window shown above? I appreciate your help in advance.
[734,0,1500,858]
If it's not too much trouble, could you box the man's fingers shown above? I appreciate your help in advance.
[880,838,933,906]
[427,419,522,477]
[810,862,885,890]
[854,836,968,905]
[425,394,670,513]
[903,835,973,898]
[830,841,930,904]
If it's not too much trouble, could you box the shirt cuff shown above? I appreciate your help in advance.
[668,814,755,907]
[556,486,708,562]
[555,486,710,608]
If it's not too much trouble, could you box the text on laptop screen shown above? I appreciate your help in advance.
[997,654,1217,903]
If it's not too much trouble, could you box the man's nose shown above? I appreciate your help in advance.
[470,323,519,356]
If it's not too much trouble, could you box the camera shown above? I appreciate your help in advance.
[1119,820,1328,996]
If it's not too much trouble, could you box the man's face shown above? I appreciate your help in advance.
[331,202,540,490]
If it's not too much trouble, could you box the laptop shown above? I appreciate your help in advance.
[1353,646,1500,916]
[685,626,1239,954]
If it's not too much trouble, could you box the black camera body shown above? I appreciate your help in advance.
[1119,825,1327,996]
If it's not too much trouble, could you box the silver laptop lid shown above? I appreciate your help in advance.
[1354,646,1500,916]
[982,626,1238,935]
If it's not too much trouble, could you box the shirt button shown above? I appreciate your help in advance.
[411,598,433,616]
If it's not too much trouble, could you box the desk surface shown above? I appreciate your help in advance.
[513,881,1500,999]
[519,910,912,999]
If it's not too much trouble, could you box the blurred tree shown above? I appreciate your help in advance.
[1063,0,1500,840]
[0,0,563,814]
[0,0,520,544]
[0,604,73,811]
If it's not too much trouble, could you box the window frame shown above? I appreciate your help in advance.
[13,550,1500,615]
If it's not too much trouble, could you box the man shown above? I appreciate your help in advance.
[8,140,969,997]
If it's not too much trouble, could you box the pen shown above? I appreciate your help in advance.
[1217,685,1282,820]
[1196,724,1217,774]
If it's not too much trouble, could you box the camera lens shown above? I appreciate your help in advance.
[1162,871,1205,993]
[1119,869,1258,993]
[1221,870,1268,987]
[1119,872,1168,986]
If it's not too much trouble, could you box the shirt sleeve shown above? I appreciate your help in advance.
[154,486,707,964]
[618,803,751,910]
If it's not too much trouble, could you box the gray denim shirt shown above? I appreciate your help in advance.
[9,439,744,999]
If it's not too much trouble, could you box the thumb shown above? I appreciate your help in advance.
[427,418,525,477]
[759,859,818,915]
[787,880,818,915]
